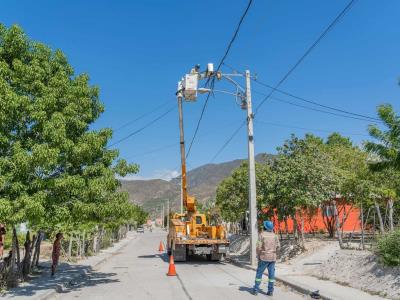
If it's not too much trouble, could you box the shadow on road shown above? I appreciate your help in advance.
[6,262,119,297]
[137,252,228,266]
[138,253,169,262]
[239,286,268,296]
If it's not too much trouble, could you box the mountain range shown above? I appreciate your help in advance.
[119,153,272,215]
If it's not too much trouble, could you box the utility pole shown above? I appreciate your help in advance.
[177,80,186,215]
[162,203,165,229]
[167,200,170,231]
[245,70,258,267]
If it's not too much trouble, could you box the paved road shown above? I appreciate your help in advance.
[53,230,304,300]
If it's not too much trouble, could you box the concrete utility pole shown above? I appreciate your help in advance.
[245,70,258,267]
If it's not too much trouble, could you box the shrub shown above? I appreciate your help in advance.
[376,229,400,267]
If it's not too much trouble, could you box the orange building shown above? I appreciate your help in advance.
[269,203,362,234]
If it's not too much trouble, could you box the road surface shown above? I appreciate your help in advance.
[53,230,304,300]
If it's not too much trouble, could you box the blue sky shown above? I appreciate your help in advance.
[2,0,399,180]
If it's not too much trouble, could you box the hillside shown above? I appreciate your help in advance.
[120,153,273,214]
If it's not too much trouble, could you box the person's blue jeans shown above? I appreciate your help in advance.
[253,260,275,293]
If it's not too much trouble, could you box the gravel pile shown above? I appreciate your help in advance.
[313,249,400,299]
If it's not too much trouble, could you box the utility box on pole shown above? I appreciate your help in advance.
[182,74,198,101]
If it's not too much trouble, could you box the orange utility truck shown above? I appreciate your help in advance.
[167,75,229,262]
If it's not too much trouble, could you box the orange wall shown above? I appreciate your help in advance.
[269,205,361,233]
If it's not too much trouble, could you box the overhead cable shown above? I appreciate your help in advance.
[185,0,253,160]
[108,105,176,148]
[210,0,358,162]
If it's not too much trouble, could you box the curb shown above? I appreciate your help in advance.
[227,258,330,300]
[36,234,137,300]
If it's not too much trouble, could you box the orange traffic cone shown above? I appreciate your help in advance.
[166,255,177,276]
[158,241,164,252]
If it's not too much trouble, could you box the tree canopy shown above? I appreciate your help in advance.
[0,24,144,233]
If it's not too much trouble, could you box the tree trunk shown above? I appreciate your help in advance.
[360,202,365,250]
[31,231,42,268]
[333,201,345,249]
[388,199,394,232]
[29,234,37,271]
[67,235,72,259]
[82,231,85,257]
[293,216,298,242]
[15,229,21,276]
[284,217,289,239]
[22,231,32,279]
[76,234,80,257]
[374,201,385,234]
[7,227,19,288]
[93,226,99,254]
[300,216,306,249]
[34,231,43,267]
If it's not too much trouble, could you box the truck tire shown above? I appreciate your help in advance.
[211,252,223,262]
[173,244,187,262]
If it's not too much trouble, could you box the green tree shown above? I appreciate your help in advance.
[325,133,369,246]
[0,24,141,284]
[273,134,339,247]
[364,104,400,233]
[365,104,400,171]
[215,162,271,224]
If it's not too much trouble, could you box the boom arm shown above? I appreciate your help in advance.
[177,89,196,213]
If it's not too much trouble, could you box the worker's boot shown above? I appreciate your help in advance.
[251,288,259,296]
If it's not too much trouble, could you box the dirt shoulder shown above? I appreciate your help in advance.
[312,249,400,299]
[229,235,400,299]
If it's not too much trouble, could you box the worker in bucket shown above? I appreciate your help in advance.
[252,220,280,296]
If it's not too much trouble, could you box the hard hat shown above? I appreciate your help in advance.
[263,221,274,231]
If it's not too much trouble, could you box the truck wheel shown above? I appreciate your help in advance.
[211,252,223,261]
[173,245,187,262]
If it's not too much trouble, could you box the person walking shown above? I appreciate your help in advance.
[252,220,280,296]
[51,232,63,276]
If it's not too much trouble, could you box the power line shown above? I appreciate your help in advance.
[125,142,179,160]
[254,0,357,115]
[252,79,380,122]
[225,61,379,122]
[185,0,253,160]
[267,95,378,122]
[210,0,357,162]
[210,121,246,163]
[113,100,172,132]
[251,88,379,123]
[124,119,243,161]
[108,105,176,148]
[255,120,369,137]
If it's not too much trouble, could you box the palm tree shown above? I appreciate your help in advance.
[365,104,400,171]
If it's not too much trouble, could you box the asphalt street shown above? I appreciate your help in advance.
[53,230,304,300]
